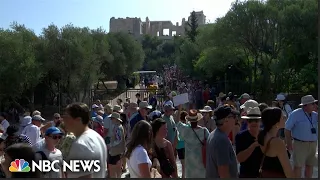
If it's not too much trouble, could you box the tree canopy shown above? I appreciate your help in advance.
[0,0,317,108]
[0,23,145,108]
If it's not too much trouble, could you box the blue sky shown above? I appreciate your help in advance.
[0,0,235,34]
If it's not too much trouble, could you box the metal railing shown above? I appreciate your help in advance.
[91,88,166,110]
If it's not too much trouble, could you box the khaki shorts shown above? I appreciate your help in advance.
[292,139,317,167]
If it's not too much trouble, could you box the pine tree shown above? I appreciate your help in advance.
[185,11,198,42]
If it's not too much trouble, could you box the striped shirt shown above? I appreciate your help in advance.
[5,134,32,149]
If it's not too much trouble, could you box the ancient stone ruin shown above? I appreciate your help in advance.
[109,11,206,39]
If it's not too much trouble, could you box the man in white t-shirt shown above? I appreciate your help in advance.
[0,112,10,134]
[63,102,107,178]
[22,115,45,145]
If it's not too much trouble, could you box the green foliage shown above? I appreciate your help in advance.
[0,0,317,106]
[0,24,43,99]
[178,0,317,100]
[142,35,177,72]
[0,23,145,105]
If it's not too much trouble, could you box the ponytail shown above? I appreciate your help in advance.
[257,129,267,146]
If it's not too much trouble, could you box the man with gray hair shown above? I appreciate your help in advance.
[285,95,318,178]
[206,105,239,178]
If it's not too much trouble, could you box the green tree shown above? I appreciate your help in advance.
[103,32,145,88]
[185,11,199,42]
[0,23,43,107]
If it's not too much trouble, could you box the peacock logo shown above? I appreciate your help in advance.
[9,159,31,172]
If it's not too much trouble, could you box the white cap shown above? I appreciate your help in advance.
[92,104,99,109]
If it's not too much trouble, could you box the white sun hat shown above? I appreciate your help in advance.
[241,107,261,119]
[199,106,213,113]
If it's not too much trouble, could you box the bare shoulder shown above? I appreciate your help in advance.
[271,137,285,146]
[164,139,172,146]
[269,137,286,154]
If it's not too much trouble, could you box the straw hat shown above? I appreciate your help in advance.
[299,95,318,106]
[219,92,226,98]
[185,109,203,122]
[241,107,261,119]
[199,106,213,113]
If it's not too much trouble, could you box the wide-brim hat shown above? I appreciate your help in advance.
[113,105,123,113]
[199,106,213,113]
[185,109,203,122]
[108,112,122,122]
[219,92,226,98]
[241,107,261,119]
[139,101,152,110]
[240,99,259,111]
[299,95,318,106]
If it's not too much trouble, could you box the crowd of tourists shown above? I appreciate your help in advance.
[0,87,318,178]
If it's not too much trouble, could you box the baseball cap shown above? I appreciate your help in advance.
[92,104,99,109]
[164,104,175,111]
[148,110,162,120]
[275,94,286,101]
[45,127,63,136]
[214,106,239,121]
[32,115,45,121]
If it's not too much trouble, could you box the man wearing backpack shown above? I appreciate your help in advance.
[34,127,64,178]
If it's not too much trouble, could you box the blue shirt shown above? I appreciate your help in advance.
[176,122,190,149]
[129,112,145,131]
[285,108,318,141]
[91,111,97,118]
[162,115,177,144]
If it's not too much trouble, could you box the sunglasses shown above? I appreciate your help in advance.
[55,117,60,119]
[49,135,62,140]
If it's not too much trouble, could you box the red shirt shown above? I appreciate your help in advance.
[228,131,233,143]
[203,90,210,103]
[94,124,104,137]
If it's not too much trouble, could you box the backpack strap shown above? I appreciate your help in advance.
[36,151,48,175]
[36,151,48,161]
[259,137,276,174]
[191,127,204,146]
